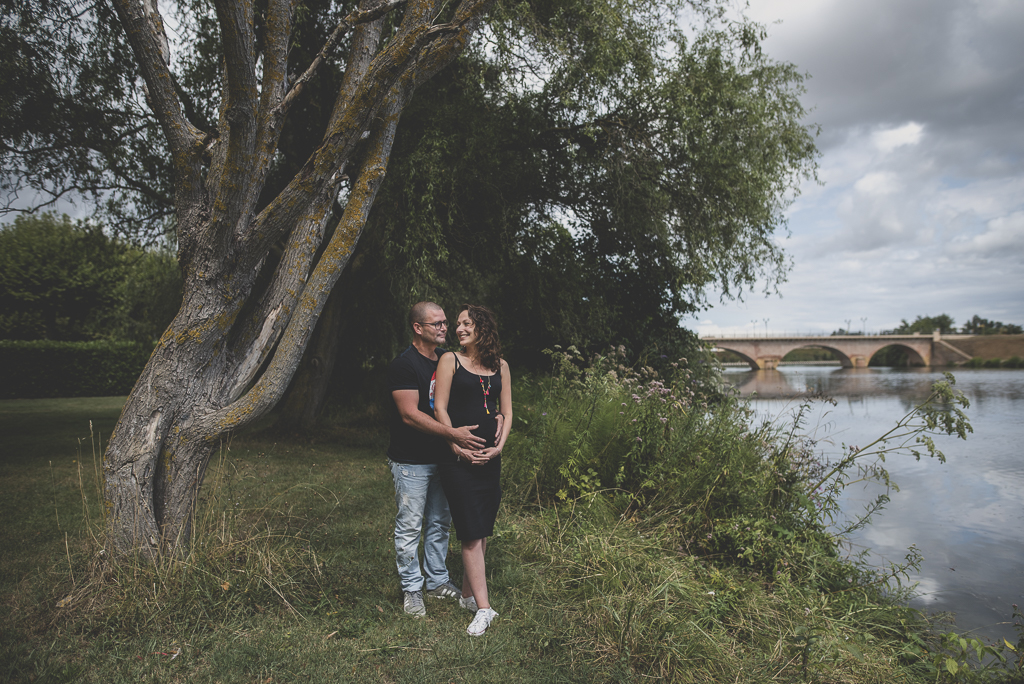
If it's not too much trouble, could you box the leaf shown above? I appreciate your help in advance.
[1005,639,1017,652]
[841,642,865,662]
[945,657,959,675]
[221,581,230,591]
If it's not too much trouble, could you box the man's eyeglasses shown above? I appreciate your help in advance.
[419,320,448,331]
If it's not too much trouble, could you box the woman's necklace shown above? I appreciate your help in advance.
[479,374,491,415]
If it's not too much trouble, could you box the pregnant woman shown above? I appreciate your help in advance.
[433,304,512,636]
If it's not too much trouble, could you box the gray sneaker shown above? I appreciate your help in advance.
[425,581,461,600]
[403,590,426,616]
[459,595,479,612]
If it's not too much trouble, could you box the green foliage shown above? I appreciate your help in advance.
[0,213,128,340]
[0,340,152,398]
[103,242,183,344]
[331,0,821,370]
[885,314,958,335]
[0,213,182,345]
[0,0,172,232]
[961,315,1023,335]
[502,353,1024,680]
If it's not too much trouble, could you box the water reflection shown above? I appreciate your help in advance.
[723,366,1024,645]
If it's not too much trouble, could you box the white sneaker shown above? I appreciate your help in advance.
[466,607,498,636]
[459,595,479,612]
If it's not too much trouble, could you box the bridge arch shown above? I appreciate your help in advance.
[716,346,761,371]
[865,343,928,367]
[781,343,854,368]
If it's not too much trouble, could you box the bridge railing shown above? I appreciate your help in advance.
[701,331,887,339]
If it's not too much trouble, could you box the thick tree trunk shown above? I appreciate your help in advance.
[276,276,349,433]
[275,247,370,433]
[101,0,493,556]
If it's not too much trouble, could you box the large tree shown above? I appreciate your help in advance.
[14,0,494,556]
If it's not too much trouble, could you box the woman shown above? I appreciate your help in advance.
[433,304,512,636]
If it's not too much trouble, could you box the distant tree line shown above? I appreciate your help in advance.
[830,314,1022,337]
[882,314,1021,336]
[0,213,181,344]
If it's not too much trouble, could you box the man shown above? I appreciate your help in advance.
[387,301,486,616]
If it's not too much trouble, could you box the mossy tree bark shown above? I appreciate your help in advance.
[101,0,493,556]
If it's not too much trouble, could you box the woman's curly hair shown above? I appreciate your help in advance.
[461,304,502,373]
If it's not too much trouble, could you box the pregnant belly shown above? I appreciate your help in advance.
[469,418,498,448]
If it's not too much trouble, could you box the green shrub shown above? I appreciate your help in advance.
[983,358,1003,368]
[0,340,151,398]
[1006,356,1024,369]
[506,347,845,580]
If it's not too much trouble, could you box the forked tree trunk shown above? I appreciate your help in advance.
[275,249,366,433]
[102,0,492,556]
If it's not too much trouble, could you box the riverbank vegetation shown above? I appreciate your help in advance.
[2,354,1022,682]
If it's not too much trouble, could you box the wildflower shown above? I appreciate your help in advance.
[636,437,642,442]
[706,534,712,539]
[659,417,667,423]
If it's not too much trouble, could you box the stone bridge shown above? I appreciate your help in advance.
[703,332,974,370]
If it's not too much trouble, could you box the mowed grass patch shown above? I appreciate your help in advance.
[0,397,123,595]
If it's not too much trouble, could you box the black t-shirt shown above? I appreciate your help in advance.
[386,345,449,464]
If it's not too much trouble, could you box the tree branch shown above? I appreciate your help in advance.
[255,0,293,160]
[194,86,410,436]
[108,0,204,201]
[270,0,408,126]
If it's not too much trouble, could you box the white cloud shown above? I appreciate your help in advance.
[853,171,899,195]
[948,211,1024,259]
[871,122,925,153]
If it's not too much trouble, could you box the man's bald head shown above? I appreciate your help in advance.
[408,301,443,329]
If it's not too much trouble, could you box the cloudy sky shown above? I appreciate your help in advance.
[684,0,1024,337]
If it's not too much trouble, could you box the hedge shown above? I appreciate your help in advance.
[0,340,152,399]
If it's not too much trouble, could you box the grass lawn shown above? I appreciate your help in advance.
[0,398,591,683]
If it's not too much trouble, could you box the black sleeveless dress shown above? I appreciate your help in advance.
[439,355,502,541]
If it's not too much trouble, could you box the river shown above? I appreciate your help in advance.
[722,366,1024,645]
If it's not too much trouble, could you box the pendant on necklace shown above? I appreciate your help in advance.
[479,375,490,414]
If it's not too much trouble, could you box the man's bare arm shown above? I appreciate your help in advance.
[392,390,485,450]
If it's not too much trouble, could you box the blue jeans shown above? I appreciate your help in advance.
[388,460,452,593]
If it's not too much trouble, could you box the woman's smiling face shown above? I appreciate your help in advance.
[455,310,476,347]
